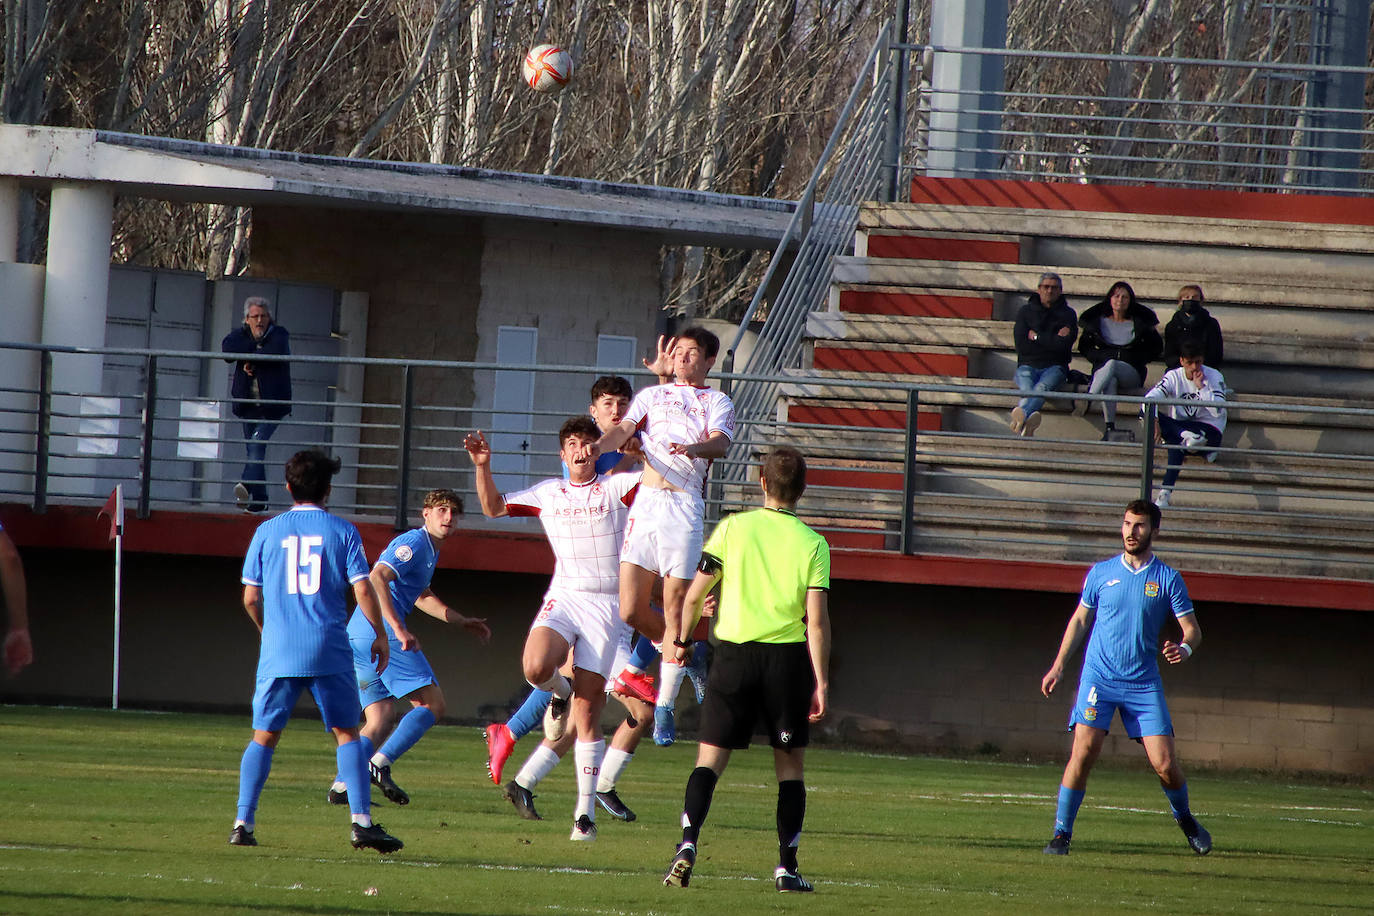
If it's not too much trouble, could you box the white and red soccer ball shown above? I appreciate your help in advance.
[522,44,573,93]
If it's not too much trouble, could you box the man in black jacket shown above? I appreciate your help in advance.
[222,296,292,512]
[1011,273,1078,437]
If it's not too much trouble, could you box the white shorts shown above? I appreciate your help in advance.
[530,587,630,682]
[620,485,703,581]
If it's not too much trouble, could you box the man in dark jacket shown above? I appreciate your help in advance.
[223,296,292,512]
[1162,285,1223,369]
[1011,273,1078,437]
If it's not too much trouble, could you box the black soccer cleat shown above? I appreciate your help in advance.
[503,779,543,820]
[664,842,695,887]
[350,821,403,854]
[228,824,257,846]
[1042,831,1071,855]
[327,785,349,805]
[569,814,598,842]
[595,788,637,822]
[370,762,409,805]
[1177,814,1212,855]
[774,866,815,893]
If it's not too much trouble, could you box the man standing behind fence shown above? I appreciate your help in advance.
[222,296,292,513]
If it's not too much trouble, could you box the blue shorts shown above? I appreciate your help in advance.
[1069,677,1173,739]
[352,636,436,708]
[251,672,361,732]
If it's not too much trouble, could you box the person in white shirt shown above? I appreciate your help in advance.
[1143,341,1227,508]
[465,417,641,842]
[577,327,735,745]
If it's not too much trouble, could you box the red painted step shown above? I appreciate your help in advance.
[808,467,903,491]
[786,402,942,431]
[813,346,968,378]
[837,289,994,319]
[864,233,1020,263]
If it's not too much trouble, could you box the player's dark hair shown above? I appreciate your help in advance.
[1179,339,1205,360]
[1126,498,1161,529]
[677,326,720,360]
[590,375,633,402]
[761,446,807,504]
[285,449,341,504]
[423,488,463,512]
[559,414,601,445]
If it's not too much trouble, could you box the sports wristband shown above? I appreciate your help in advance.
[672,638,694,649]
[1179,642,1193,659]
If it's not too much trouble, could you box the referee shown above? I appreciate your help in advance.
[662,446,831,894]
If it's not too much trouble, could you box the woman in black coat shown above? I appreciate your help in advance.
[1075,281,1162,439]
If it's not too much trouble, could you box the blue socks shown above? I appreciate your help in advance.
[508,688,553,740]
[1054,785,1085,835]
[236,740,274,824]
[338,738,371,817]
[628,634,659,670]
[1163,783,1191,820]
[379,707,436,763]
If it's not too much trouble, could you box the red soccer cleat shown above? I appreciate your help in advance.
[484,723,517,785]
[613,668,657,704]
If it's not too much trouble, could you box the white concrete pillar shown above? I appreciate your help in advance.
[330,291,370,514]
[40,182,115,499]
[928,0,1008,178]
[0,179,19,262]
[0,263,46,495]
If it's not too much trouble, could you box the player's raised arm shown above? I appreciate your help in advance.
[413,589,492,642]
[1041,602,1095,698]
[463,430,510,518]
[352,577,390,675]
[369,562,418,651]
[644,333,678,383]
[584,417,636,462]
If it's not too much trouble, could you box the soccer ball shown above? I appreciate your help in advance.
[522,44,573,93]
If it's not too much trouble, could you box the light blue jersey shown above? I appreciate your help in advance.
[241,505,370,678]
[1079,554,1193,687]
[347,526,436,641]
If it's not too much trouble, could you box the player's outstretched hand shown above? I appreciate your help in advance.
[464,430,491,465]
[462,615,492,644]
[644,334,677,382]
[1040,667,1061,698]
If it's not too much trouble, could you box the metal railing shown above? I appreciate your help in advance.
[4,341,1373,581]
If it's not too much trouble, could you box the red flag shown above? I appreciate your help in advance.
[97,485,124,541]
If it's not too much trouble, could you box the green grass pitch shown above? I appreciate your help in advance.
[1,705,1370,914]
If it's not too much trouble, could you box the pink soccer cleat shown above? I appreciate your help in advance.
[484,723,517,786]
[613,668,657,704]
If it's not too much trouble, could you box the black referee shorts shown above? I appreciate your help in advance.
[698,640,814,751]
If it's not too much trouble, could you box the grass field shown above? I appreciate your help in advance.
[1,705,1370,915]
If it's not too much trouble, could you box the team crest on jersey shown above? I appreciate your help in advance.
[1144,581,1160,597]
[1083,707,1098,722]
[395,545,413,563]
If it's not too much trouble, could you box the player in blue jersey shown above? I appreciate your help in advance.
[1040,498,1211,856]
[229,449,405,853]
[326,488,491,808]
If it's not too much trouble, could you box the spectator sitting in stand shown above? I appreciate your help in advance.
[1162,285,1223,369]
[1074,281,1162,441]
[1143,341,1227,509]
[1010,272,1078,438]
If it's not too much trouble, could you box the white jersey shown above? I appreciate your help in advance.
[625,382,735,494]
[1144,365,1228,432]
[504,472,641,595]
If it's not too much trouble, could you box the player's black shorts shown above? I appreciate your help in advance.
[698,640,814,751]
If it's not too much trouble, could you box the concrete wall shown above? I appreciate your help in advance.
[6,547,1371,776]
